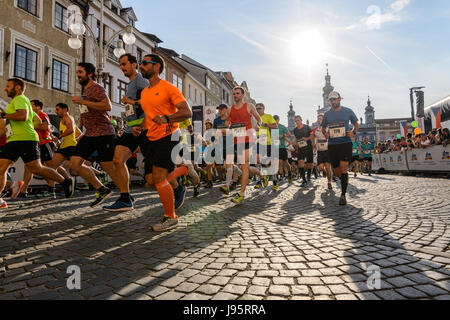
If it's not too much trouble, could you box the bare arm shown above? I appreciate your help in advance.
[3,109,28,121]
[167,101,192,123]
[72,96,112,111]
[59,115,74,139]
[248,104,262,126]
[33,114,43,128]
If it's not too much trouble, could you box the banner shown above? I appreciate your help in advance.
[372,154,382,171]
[406,145,450,172]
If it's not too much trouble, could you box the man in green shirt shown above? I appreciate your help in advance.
[274,115,292,183]
[0,78,74,208]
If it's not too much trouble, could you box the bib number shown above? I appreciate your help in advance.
[353,149,358,155]
[329,123,346,139]
[298,140,307,148]
[317,140,328,151]
[364,150,371,155]
[125,104,135,117]
[5,123,13,138]
[232,123,247,138]
[259,134,268,145]
[79,104,89,114]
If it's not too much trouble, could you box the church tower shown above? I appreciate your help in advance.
[287,99,296,133]
[365,96,375,125]
[318,64,334,115]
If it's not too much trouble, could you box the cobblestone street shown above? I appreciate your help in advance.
[0,174,449,300]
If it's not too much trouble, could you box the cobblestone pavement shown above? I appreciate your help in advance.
[0,174,449,300]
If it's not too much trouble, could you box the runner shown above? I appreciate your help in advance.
[40,103,78,198]
[104,54,149,212]
[0,78,74,209]
[351,136,361,178]
[70,62,118,207]
[361,137,374,176]
[138,54,192,232]
[0,134,23,202]
[273,115,292,184]
[228,86,262,204]
[321,91,359,205]
[293,116,314,188]
[203,120,215,189]
[313,114,332,190]
[254,104,278,190]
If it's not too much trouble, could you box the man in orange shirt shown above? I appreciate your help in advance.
[136,54,192,232]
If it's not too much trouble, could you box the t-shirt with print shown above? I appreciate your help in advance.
[361,143,374,158]
[278,124,288,149]
[124,73,149,133]
[352,141,360,156]
[80,82,115,137]
[5,95,39,143]
[312,127,328,151]
[258,114,277,146]
[141,79,186,142]
[36,111,52,145]
[321,106,358,146]
[293,124,312,149]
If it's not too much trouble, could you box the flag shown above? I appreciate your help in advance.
[399,120,408,137]
[431,107,442,129]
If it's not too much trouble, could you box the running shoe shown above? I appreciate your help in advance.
[220,186,230,195]
[152,216,178,232]
[230,182,237,191]
[62,178,75,198]
[231,193,244,204]
[205,181,213,189]
[262,176,268,188]
[288,176,293,184]
[0,199,7,209]
[273,184,279,191]
[10,181,24,199]
[103,200,134,212]
[254,181,262,189]
[339,194,347,206]
[174,184,186,210]
[193,186,200,198]
[300,181,308,188]
[17,193,28,199]
[314,171,318,179]
[90,188,113,208]
[328,182,333,190]
[36,190,56,199]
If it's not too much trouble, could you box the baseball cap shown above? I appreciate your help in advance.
[328,91,341,99]
[217,104,228,110]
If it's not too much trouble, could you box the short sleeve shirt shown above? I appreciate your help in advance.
[258,114,277,145]
[361,143,374,158]
[352,142,360,156]
[36,111,52,145]
[278,124,288,149]
[293,124,312,148]
[80,82,115,137]
[141,79,186,142]
[321,106,358,146]
[5,95,39,143]
[124,73,149,133]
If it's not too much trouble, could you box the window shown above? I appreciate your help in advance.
[136,47,143,64]
[206,78,211,89]
[173,74,178,87]
[96,20,100,42]
[52,59,69,92]
[117,80,127,104]
[177,77,183,91]
[160,68,166,80]
[200,93,203,105]
[128,18,134,27]
[14,44,37,82]
[194,88,198,104]
[111,5,118,14]
[54,2,68,32]
[103,75,112,99]
[18,0,37,16]
[188,84,192,99]
[223,89,225,100]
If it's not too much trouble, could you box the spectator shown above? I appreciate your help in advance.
[438,128,449,146]
[428,130,438,145]
[418,133,431,149]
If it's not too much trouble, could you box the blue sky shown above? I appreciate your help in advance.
[122,0,450,125]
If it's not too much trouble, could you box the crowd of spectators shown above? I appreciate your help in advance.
[376,127,449,153]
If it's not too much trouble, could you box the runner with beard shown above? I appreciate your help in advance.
[0,78,74,209]
[293,116,314,188]
[312,114,332,190]
[137,54,192,232]
[321,91,359,206]
[70,62,117,207]
[103,54,149,212]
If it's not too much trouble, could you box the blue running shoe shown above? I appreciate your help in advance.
[300,181,308,188]
[103,199,134,212]
[174,184,186,210]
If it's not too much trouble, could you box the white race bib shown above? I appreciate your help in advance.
[232,123,247,138]
[317,140,328,151]
[5,123,13,138]
[125,104,135,117]
[352,149,358,154]
[298,140,307,148]
[79,104,89,114]
[259,134,268,145]
[364,150,371,155]
[329,123,346,139]
[189,145,196,153]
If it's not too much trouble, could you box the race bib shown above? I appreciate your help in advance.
[298,140,307,148]
[352,149,358,154]
[317,140,328,151]
[329,123,346,139]
[79,104,89,114]
[364,150,371,155]
[5,122,13,138]
[259,134,268,145]
[231,123,247,138]
[189,145,196,153]
[125,104,135,117]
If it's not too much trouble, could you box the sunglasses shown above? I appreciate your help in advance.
[140,60,158,66]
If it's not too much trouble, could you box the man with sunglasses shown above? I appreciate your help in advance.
[103,54,149,212]
[321,91,359,206]
[136,54,192,232]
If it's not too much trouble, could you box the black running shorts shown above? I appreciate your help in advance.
[328,143,353,169]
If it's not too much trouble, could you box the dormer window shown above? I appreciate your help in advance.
[128,18,134,27]
[111,5,118,14]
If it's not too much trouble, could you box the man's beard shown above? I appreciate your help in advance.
[141,69,154,79]
[332,104,340,109]
[78,76,89,86]
[6,88,16,98]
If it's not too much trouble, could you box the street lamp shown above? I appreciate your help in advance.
[67,1,136,79]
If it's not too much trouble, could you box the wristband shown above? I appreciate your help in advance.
[1,112,6,118]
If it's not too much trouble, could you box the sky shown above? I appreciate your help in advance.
[121,0,450,125]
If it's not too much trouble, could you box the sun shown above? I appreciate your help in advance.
[290,29,326,67]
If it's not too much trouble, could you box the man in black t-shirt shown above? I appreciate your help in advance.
[293,116,314,187]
